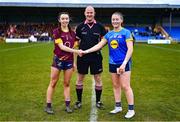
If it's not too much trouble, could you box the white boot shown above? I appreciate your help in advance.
[125,110,135,119]
[109,107,122,114]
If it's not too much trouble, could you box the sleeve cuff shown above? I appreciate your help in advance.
[55,38,63,44]
[126,38,133,42]
[73,41,79,48]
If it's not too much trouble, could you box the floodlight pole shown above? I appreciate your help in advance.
[169,9,172,34]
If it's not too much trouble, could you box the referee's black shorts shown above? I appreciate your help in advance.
[77,57,103,75]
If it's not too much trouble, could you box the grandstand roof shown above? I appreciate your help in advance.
[0,0,180,8]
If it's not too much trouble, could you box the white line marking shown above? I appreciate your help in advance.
[143,44,180,53]
[0,43,50,53]
[89,78,97,122]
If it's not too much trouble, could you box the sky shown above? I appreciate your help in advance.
[0,0,180,5]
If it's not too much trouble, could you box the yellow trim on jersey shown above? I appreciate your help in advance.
[126,38,133,42]
[114,27,124,32]
[73,41,79,48]
[55,38,63,44]
[101,37,106,42]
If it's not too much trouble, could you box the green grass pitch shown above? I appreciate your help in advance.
[0,42,180,121]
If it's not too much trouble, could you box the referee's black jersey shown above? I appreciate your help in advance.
[76,20,107,60]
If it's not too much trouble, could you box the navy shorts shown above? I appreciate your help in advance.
[109,61,132,73]
[52,56,73,70]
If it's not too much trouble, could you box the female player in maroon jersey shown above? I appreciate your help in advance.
[45,12,80,114]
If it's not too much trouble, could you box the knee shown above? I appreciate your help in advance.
[94,75,101,82]
[94,75,102,86]
[64,81,70,87]
[77,74,85,82]
[113,84,120,89]
[76,80,83,85]
[50,79,58,88]
[121,84,131,91]
[95,80,102,86]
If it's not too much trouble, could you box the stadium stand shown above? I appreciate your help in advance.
[0,23,58,41]
[126,25,167,42]
[0,2,180,42]
[164,26,180,41]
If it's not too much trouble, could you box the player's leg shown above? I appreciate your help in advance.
[93,73,103,107]
[74,73,85,109]
[90,59,104,109]
[120,71,135,118]
[45,66,60,114]
[75,58,88,109]
[109,64,122,113]
[63,67,74,113]
[109,73,122,114]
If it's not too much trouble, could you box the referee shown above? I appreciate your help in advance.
[74,6,107,109]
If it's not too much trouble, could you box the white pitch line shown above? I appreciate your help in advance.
[89,78,97,122]
[0,43,50,53]
[143,44,180,53]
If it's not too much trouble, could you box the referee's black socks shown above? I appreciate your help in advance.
[95,85,102,103]
[76,84,83,102]
[47,103,52,108]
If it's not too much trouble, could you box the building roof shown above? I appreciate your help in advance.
[0,0,180,8]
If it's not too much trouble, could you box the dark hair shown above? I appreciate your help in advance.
[112,12,124,21]
[58,12,73,36]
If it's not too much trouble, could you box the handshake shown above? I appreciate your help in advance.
[75,49,89,57]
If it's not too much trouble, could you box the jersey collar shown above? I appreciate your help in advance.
[84,19,97,29]
[113,27,123,32]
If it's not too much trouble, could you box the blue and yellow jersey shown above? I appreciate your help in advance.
[104,27,133,64]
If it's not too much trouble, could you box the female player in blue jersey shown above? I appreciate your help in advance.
[83,12,135,119]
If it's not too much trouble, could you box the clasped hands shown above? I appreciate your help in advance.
[76,49,89,57]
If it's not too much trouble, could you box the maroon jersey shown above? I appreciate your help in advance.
[53,28,76,61]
